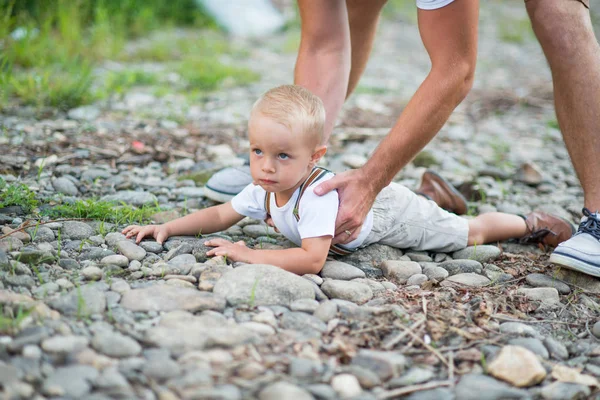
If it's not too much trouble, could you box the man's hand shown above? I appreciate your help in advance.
[122,224,171,244]
[314,168,379,245]
[205,238,251,262]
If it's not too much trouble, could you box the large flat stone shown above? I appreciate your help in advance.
[120,284,226,312]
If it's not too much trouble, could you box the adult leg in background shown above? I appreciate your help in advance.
[525,0,600,275]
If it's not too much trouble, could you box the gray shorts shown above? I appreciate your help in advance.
[362,183,469,253]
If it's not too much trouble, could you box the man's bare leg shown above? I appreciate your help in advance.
[526,0,600,210]
[526,0,600,275]
[345,0,388,98]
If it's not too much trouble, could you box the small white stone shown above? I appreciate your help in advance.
[81,266,103,280]
[331,374,362,398]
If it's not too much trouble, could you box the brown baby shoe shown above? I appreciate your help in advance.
[416,170,468,215]
[521,211,576,248]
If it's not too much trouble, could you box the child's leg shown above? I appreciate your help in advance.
[467,213,528,245]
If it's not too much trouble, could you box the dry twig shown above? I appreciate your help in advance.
[377,380,453,399]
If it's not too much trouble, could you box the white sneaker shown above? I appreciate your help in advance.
[549,208,600,277]
[204,165,252,203]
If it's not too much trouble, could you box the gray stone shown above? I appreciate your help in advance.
[351,350,408,381]
[508,338,549,359]
[0,249,9,268]
[388,367,435,387]
[405,252,432,262]
[499,322,540,338]
[242,224,279,238]
[444,273,490,287]
[404,388,455,400]
[289,357,325,379]
[32,282,60,297]
[290,298,320,313]
[48,286,106,316]
[42,365,99,398]
[544,337,569,360]
[100,255,129,267]
[0,237,23,252]
[517,287,561,306]
[280,311,327,333]
[380,260,422,283]
[540,382,591,400]
[406,274,428,286]
[421,264,449,281]
[320,261,365,280]
[41,335,89,354]
[105,232,126,247]
[115,240,146,261]
[526,273,571,294]
[340,244,405,277]
[0,361,21,385]
[593,321,600,339]
[81,168,112,182]
[331,374,362,398]
[553,269,600,294]
[455,374,529,400]
[143,357,180,381]
[439,259,483,276]
[313,300,338,322]
[4,274,35,288]
[452,245,501,263]
[164,243,193,260]
[63,221,94,240]
[139,241,163,253]
[52,177,79,196]
[306,384,337,400]
[14,250,54,264]
[94,367,131,393]
[213,264,315,307]
[144,311,258,355]
[484,264,513,283]
[81,266,103,280]
[352,278,386,293]
[101,191,158,207]
[30,226,55,242]
[121,285,226,312]
[92,331,142,358]
[259,381,314,400]
[167,253,196,273]
[79,248,115,261]
[320,280,373,304]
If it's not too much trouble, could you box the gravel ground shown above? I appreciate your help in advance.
[1,2,599,400]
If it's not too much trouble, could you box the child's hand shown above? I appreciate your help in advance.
[205,238,250,262]
[122,224,170,244]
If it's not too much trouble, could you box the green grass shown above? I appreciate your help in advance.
[382,0,418,24]
[43,199,162,225]
[498,18,533,44]
[0,178,39,213]
[101,69,160,96]
[177,56,259,92]
[0,304,32,334]
[0,0,217,110]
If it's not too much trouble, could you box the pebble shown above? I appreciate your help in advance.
[320,261,366,280]
[115,241,146,261]
[52,177,79,196]
[331,374,362,398]
[259,381,315,400]
[388,367,434,387]
[351,350,407,381]
[517,287,561,306]
[540,382,591,400]
[421,264,449,281]
[406,274,428,286]
[526,273,571,294]
[62,221,94,240]
[439,259,483,276]
[455,374,528,400]
[313,301,338,322]
[121,285,226,312]
[81,266,103,280]
[499,322,540,337]
[544,337,569,360]
[593,321,600,339]
[320,280,373,304]
[508,338,549,359]
[290,298,320,313]
[41,335,89,354]
[380,260,422,284]
[91,331,142,357]
[444,273,491,287]
[452,245,501,263]
[100,255,129,267]
[487,345,546,387]
[139,241,164,253]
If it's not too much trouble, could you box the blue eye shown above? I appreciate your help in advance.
[253,149,263,156]
[278,153,289,160]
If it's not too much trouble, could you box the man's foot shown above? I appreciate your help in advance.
[416,170,468,215]
[204,165,252,203]
[549,208,600,277]
[520,211,575,248]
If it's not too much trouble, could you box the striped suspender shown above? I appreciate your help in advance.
[263,167,355,256]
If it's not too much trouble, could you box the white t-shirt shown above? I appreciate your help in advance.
[230,174,374,250]
[416,0,455,10]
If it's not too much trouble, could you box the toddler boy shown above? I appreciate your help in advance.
[123,85,574,275]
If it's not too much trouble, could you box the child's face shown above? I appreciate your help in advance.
[248,112,322,196]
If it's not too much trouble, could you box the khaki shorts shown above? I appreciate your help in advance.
[362,182,469,253]
[525,0,589,8]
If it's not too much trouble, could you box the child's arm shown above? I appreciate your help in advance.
[123,202,244,244]
[205,235,332,275]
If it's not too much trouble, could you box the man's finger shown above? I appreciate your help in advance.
[314,176,337,196]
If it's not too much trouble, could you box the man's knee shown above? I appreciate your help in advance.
[526,0,594,54]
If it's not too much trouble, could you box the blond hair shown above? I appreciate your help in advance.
[251,85,326,146]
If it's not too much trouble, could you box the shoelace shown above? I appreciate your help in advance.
[578,208,600,240]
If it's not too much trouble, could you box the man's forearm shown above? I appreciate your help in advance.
[363,69,472,192]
